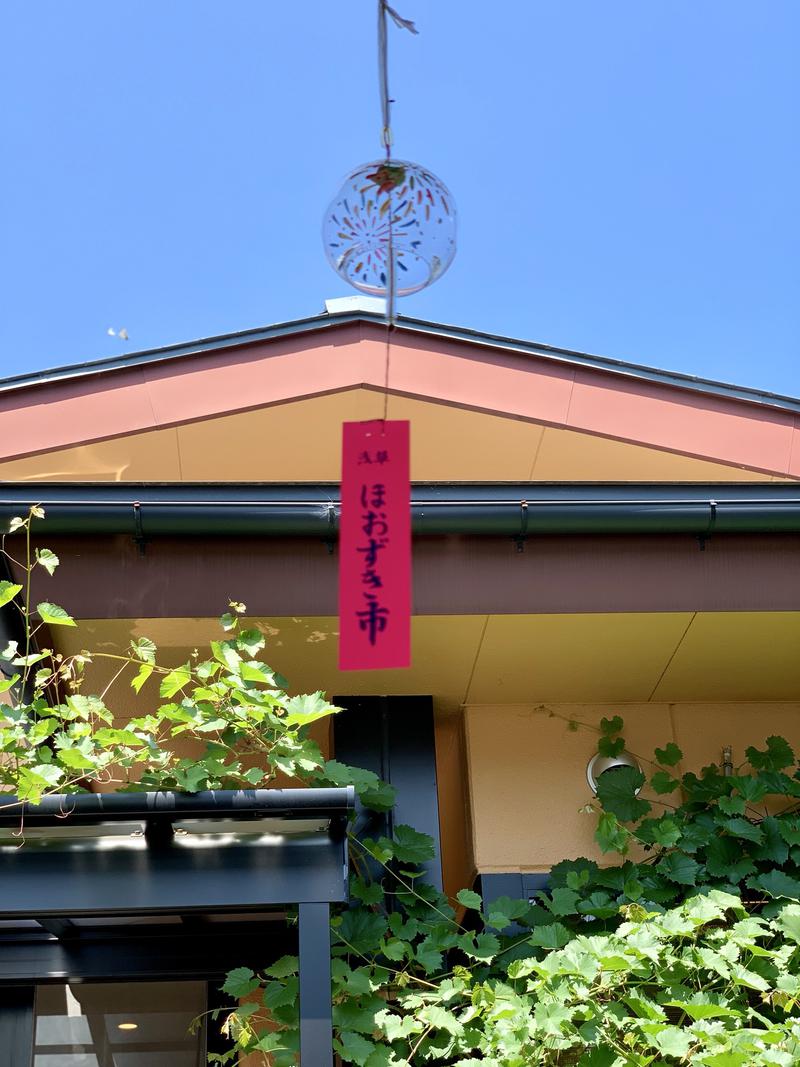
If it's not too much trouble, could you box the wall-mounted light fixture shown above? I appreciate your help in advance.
[586,751,642,794]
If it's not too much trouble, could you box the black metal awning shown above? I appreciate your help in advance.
[0,787,354,1066]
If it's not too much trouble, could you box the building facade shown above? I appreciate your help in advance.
[1,303,799,1063]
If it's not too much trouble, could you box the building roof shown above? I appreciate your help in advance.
[1,305,798,482]
[3,306,800,415]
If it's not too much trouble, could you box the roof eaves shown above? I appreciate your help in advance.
[0,311,357,393]
[396,315,800,415]
[2,310,798,416]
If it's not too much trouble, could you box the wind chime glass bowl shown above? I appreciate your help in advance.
[322,159,457,297]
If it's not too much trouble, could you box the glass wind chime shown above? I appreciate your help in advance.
[324,2,457,672]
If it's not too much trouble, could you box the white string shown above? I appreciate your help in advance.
[378,1,418,155]
[377,1,417,408]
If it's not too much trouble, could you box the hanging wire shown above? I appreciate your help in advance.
[377,2,417,422]
[378,1,417,158]
[378,2,392,159]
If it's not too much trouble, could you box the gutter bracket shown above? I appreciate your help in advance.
[322,502,337,556]
[697,500,717,552]
[132,502,147,557]
[514,501,529,553]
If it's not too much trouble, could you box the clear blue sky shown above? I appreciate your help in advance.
[2,1,798,394]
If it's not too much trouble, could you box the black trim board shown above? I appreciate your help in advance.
[0,924,293,985]
[0,986,34,1067]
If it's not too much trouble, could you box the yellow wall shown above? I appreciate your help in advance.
[464,702,800,872]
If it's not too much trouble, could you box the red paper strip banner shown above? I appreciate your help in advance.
[339,419,411,670]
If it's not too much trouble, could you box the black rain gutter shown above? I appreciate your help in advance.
[0,786,355,828]
[2,483,800,537]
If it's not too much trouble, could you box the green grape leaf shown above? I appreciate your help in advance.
[456,888,482,910]
[334,910,388,954]
[237,628,266,656]
[350,878,383,905]
[335,1032,376,1067]
[717,794,745,816]
[35,548,59,575]
[36,602,76,627]
[159,663,191,698]
[548,886,580,916]
[721,817,763,844]
[222,967,260,998]
[654,742,683,767]
[130,636,157,664]
[595,811,631,854]
[528,922,571,950]
[599,715,623,737]
[391,824,435,865]
[595,764,650,822]
[485,895,529,929]
[597,735,624,758]
[415,939,443,974]
[57,748,95,770]
[458,932,499,961]
[0,581,22,608]
[650,770,679,794]
[131,663,153,693]
[747,870,800,900]
[746,735,795,771]
[282,691,338,727]
[264,955,298,978]
[778,815,800,847]
[657,852,700,886]
[752,815,789,863]
[775,904,800,942]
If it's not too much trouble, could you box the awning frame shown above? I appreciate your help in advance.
[0,787,354,1066]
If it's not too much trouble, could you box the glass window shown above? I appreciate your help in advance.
[34,981,206,1066]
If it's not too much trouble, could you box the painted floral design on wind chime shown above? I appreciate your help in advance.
[323,160,457,297]
[323,2,457,673]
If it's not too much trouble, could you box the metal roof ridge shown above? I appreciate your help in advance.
[1,308,798,415]
[393,315,800,413]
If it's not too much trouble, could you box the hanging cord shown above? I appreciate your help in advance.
[382,321,393,425]
[377,1,417,427]
[378,1,417,158]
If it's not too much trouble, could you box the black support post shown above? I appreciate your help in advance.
[298,902,332,1067]
[0,986,34,1067]
[333,696,443,889]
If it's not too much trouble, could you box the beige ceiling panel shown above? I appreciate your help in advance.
[55,614,488,719]
[352,389,390,422]
[47,611,800,711]
[466,612,692,704]
[177,391,544,482]
[384,396,544,481]
[652,612,800,702]
[0,428,182,482]
[532,426,776,482]
[176,392,364,481]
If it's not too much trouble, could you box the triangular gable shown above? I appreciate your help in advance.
[1,316,797,479]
